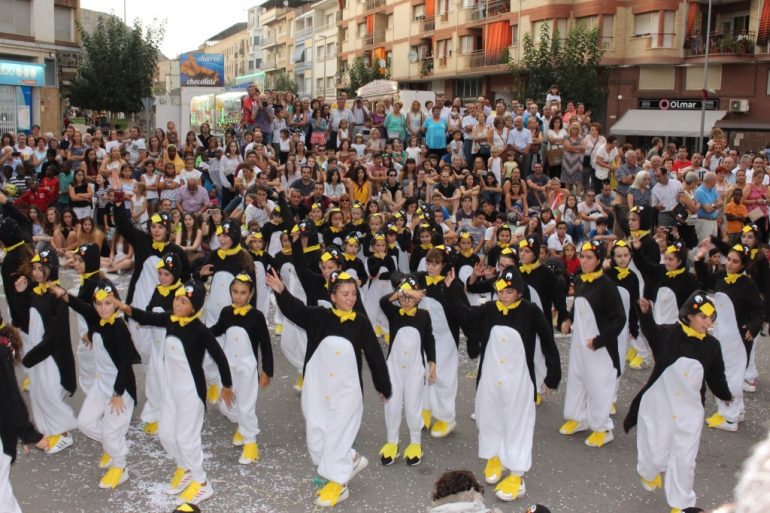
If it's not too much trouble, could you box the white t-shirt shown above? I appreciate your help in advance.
[140,173,160,200]
[127,138,146,165]
[244,199,275,227]
[176,168,202,187]
[594,145,618,172]
[547,232,573,253]
[577,201,603,233]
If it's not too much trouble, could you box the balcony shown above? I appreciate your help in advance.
[373,32,387,44]
[460,0,510,23]
[294,26,312,41]
[336,11,343,21]
[365,0,386,10]
[261,34,277,49]
[461,50,508,69]
[261,57,277,71]
[684,31,756,58]
[362,33,374,47]
[422,16,435,32]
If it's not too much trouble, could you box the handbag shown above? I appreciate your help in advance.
[546,147,564,167]
[748,207,765,223]
[310,131,327,145]
[672,201,690,224]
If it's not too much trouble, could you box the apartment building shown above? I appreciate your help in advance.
[0,0,81,133]
[200,22,249,86]
[261,1,307,90]
[294,10,314,96]
[312,0,340,101]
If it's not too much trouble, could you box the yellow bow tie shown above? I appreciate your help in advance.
[519,262,540,274]
[666,268,685,279]
[4,240,25,253]
[170,310,202,327]
[614,267,631,281]
[420,243,433,250]
[330,226,342,233]
[217,244,242,260]
[679,321,706,340]
[461,249,475,258]
[751,248,759,260]
[580,270,603,283]
[497,242,509,249]
[399,307,417,316]
[80,270,100,286]
[374,252,387,259]
[630,229,650,239]
[157,280,182,297]
[152,240,167,252]
[99,312,119,327]
[331,308,356,323]
[303,243,322,253]
[251,249,264,257]
[724,273,743,284]
[33,279,60,296]
[343,253,357,262]
[426,275,445,286]
[282,248,292,255]
[388,243,397,250]
[232,304,252,316]
[496,299,521,315]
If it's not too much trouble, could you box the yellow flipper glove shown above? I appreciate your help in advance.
[379,442,399,464]
[403,443,422,461]
[144,421,158,435]
[706,413,726,428]
[494,474,523,500]
[241,442,259,463]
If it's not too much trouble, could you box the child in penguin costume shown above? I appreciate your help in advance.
[454,230,482,306]
[559,240,626,448]
[485,223,514,269]
[694,241,764,432]
[322,208,347,248]
[0,312,47,513]
[295,219,323,271]
[246,230,277,320]
[139,252,184,435]
[378,273,436,467]
[363,231,396,339]
[113,206,190,364]
[16,249,77,454]
[409,223,435,273]
[119,280,234,506]
[197,218,254,402]
[466,247,519,297]
[261,192,293,257]
[71,243,103,393]
[51,280,139,490]
[339,235,369,289]
[624,291,732,513]
[209,273,274,465]
[390,211,412,274]
[343,202,371,258]
[266,269,392,508]
[0,216,35,390]
[445,266,561,503]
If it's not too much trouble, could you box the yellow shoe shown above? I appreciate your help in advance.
[585,430,614,447]
[275,324,283,334]
[629,355,648,370]
[98,452,112,469]
[378,442,399,465]
[706,412,738,431]
[144,421,158,435]
[178,480,213,504]
[430,420,456,438]
[559,420,588,435]
[239,442,259,464]
[641,473,662,491]
[315,481,349,507]
[422,409,432,429]
[484,456,503,484]
[494,474,525,501]
[535,393,542,406]
[206,384,220,403]
[403,443,422,466]
[21,375,30,391]
[626,346,637,362]
[610,403,617,415]
[98,467,127,489]
[232,430,244,446]
[293,374,304,392]
[671,509,681,513]
[166,467,191,495]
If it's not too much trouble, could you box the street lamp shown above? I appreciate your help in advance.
[699,0,713,154]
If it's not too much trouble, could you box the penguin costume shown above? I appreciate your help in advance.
[322,208,347,248]
[247,231,277,319]
[454,230,482,306]
[268,270,392,508]
[291,241,367,312]
[261,198,294,257]
[363,232,396,338]
[466,247,520,297]
[340,235,369,289]
[197,218,254,402]
[409,223,435,273]
[210,273,274,465]
[378,274,436,467]
[114,207,190,363]
[447,266,561,502]
[139,252,184,434]
[624,291,732,513]
[71,243,102,393]
[391,211,412,274]
[20,249,77,454]
[694,244,764,431]
[123,279,234,506]
[295,219,323,271]
[560,241,626,447]
[57,280,139,490]
[0,312,44,513]
[485,223,514,269]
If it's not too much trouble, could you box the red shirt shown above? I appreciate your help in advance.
[40,176,60,202]
[17,188,55,210]
[671,159,692,172]
[242,96,256,125]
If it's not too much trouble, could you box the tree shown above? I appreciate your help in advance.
[509,23,609,116]
[272,71,298,94]
[344,57,391,96]
[69,16,164,115]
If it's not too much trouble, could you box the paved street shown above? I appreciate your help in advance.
[6,267,768,513]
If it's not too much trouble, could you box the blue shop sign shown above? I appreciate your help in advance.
[0,60,45,87]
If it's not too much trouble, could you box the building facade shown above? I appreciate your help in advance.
[312,0,339,101]
[200,22,249,86]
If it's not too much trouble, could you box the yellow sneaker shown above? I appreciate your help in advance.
[484,456,503,484]
[559,420,588,435]
[98,467,128,489]
[143,421,158,435]
[430,420,456,438]
[21,375,30,391]
[239,442,259,464]
[232,430,244,446]
[585,430,614,447]
[610,403,617,415]
[403,443,422,466]
[98,452,112,469]
[383,333,390,344]
[315,481,349,507]
[641,473,662,491]
[275,323,283,334]
[378,442,399,465]
[166,467,191,495]
[670,509,681,513]
[626,346,638,362]
[422,409,432,429]
[706,412,738,431]
[494,474,525,501]
[206,384,220,403]
[629,355,648,370]
[535,393,542,406]
[178,481,213,505]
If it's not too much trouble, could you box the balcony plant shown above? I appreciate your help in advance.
[420,58,433,77]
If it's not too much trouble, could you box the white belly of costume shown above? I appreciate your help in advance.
[459,265,480,306]
[90,333,119,398]
[421,296,458,423]
[141,305,167,424]
[363,265,392,335]
[206,271,236,327]
[528,286,547,393]
[254,261,270,318]
[130,256,161,361]
[280,263,309,373]
[653,287,679,324]
[712,292,746,422]
[163,336,197,396]
[70,285,95,394]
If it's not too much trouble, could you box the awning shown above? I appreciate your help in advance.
[293,47,305,63]
[610,109,728,137]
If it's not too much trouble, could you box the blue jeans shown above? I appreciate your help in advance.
[567,223,584,243]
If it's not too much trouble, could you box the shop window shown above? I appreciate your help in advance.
[456,77,482,99]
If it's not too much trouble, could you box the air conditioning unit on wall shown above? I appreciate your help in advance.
[729,99,750,112]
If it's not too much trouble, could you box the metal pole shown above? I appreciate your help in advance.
[699,0,712,154]
[323,35,328,101]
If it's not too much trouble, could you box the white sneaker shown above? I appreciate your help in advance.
[177,481,213,505]
[166,469,192,495]
[46,433,74,454]
[743,381,757,393]
[351,452,369,479]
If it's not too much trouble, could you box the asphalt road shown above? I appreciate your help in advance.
[6,267,768,513]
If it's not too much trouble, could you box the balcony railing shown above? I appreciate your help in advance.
[373,32,387,44]
[365,0,386,10]
[294,27,312,41]
[684,30,756,57]
[362,34,374,46]
[422,16,435,32]
[462,50,507,68]
[461,0,510,22]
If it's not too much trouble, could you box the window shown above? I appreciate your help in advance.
[511,24,518,46]
[326,76,334,89]
[326,43,335,57]
[0,0,32,36]
[387,14,394,30]
[437,0,450,15]
[342,28,348,41]
[358,23,367,37]
[460,35,475,54]
[54,6,73,41]
[414,4,425,20]
[576,15,613,49]
[554,18,567,38]
[411,44,428,60]
[456,77,482,99]
[317,45,325,60]
[436,38,452,58]
[326,13,334,27]
[317,78,324,91]
[634,13,654,37]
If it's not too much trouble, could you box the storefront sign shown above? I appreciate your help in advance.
[180,53,224,87]
[637,98,720,110]
[0,60,45,87]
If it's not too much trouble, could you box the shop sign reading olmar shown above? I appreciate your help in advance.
[637,98,720,110]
